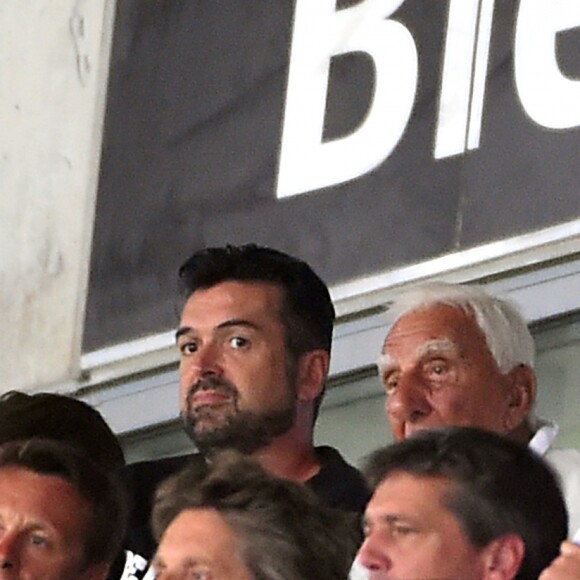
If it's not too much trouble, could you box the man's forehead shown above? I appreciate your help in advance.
[183,281,284,315]
[382,305,478,350]
[180,282,284,323]
[368,472,455,516]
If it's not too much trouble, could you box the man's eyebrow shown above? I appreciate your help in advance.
[24,516,53,530]
[175,319,260,342]
[175,326,191,341]
[21,519,55,540]
[363,512,406,528]
[377,352,395,374]
[416,339,457,359]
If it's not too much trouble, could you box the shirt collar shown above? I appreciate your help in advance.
[528,418,559,456]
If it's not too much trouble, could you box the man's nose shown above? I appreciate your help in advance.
[191,342,224,378]
[356,533,391,573]
[0,532,20,573]
[386,370,431,425]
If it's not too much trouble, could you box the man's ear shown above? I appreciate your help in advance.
[481,534,525,579]
[504,364,536,432]
[296,350,330,402]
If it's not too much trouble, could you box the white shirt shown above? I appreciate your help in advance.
[530,419,580,538]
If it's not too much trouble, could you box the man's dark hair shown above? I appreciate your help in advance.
[152,451,359,580]
[0,439,127,569]
[0,391,125,471]
[178,244,335,357]
[363,427,567,580]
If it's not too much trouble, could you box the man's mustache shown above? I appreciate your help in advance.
[187,376,238,404]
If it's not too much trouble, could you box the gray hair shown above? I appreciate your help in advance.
[386,281,535,373]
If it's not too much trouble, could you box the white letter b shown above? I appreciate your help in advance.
[276,0,417,199]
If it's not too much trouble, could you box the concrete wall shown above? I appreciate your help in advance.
[0,0,115,390]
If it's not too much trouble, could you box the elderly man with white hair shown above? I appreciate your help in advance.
[376,281,580,537]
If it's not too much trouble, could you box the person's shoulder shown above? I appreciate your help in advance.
[545,447,580,539]
[310,446,370,513]
[545,447,580,484]
[543,447,580,500]
[545,447,580,469]
[125,453,197,479]
[123,453,201,504]
[315,445,358,471]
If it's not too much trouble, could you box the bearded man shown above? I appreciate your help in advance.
[121,244,370,568]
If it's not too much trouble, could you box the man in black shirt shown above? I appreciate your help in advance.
[119,245,370,577]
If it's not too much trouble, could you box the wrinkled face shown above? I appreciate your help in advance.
[0,467,98,580]
[358,472,486,579]
[380,305,513,441]
[177,281,297,454]
[153,508,252,580]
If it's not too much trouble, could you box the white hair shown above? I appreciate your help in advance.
[387,281,535,373]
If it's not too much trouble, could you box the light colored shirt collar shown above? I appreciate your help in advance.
[349,558,370,580]
[528,417,559,457]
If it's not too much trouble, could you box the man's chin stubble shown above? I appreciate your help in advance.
[180,406,296,455]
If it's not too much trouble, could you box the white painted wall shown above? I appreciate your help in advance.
[0,0,115,390]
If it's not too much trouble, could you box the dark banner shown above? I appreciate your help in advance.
[85,0,580,350]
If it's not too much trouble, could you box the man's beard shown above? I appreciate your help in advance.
[181,374,297,456]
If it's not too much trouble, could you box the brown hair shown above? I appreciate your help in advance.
[0,439,127,569]
[0,391,124,471]
[153,451,358,580]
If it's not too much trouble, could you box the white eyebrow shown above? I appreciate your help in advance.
[376,352,394,375]
[416,339,457,359]
[377,339,458,375]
